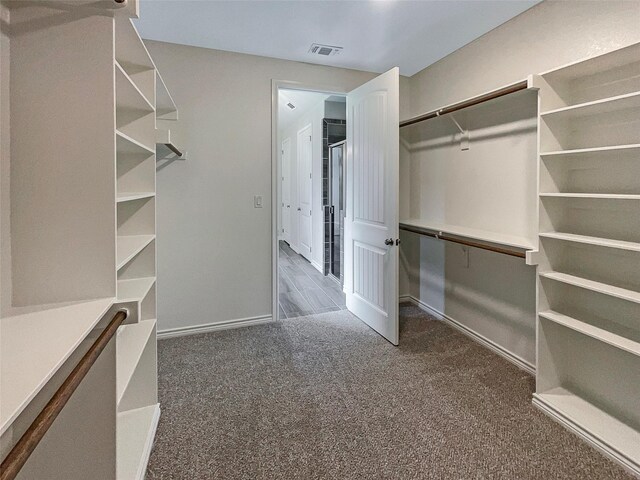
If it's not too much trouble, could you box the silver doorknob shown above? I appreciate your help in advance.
[297,207,301,211]
[287,205,290,208]
[384,238,394,246]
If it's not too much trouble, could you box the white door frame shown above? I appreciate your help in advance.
[271,80,348,320]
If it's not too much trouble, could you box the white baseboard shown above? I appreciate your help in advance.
[532,395,640,478]
[311,259,323,273]
[157,314,273,339]
[399,294,535,375]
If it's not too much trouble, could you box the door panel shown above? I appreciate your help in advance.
[345,67,399,345]
[281,138,291,243]
[297,124,313,260]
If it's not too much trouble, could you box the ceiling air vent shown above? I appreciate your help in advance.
[286,102,296,110]
[308,43,343,57]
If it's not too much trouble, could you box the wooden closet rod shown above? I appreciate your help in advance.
[0,309,128,480]
[399,224,526,259]
[399,80,529,128]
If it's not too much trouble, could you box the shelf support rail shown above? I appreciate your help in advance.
[399,223,527,259]
[0,309,129,480]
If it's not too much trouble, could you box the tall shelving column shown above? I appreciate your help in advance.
[533,43,640,476]
[114,17,160,480]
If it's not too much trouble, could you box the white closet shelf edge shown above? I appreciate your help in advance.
[116,404,161,480]
[539,271,640,305]
[539,310,640,357]
[0,297,115,436]
[400,219,534,250]
[539,232,640,252]
[116,319,156,406]
[533,389,640,477]
[117,235,155,270]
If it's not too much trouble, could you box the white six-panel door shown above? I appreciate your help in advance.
[345,67,400,345]
[297,124,313,260]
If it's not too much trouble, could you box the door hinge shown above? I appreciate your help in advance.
[310,210,312,216]
[309,173,312,179]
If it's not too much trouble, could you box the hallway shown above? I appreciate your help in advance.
[278,241,346,319]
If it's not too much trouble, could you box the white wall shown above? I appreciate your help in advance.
[401,0,640,368]
[277,96,325,270]
[145,40,377,332]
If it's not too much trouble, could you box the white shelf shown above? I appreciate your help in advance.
[539,231,640,252]
[116,319,156,406]
[115,61,154,114]
[116,130,155,156]
[117,235,155,270]
[533,388,640,475]
[115,19,154,71]
[541,90,640,119]
[539,271,640,305]
[0,298,114,436]
[400,219,534,250]
[540,193,640,200]
[540,43,640,83]
[156,70,178,120]
[540,144,640,159]
[117,277,156,303]
[117,404,160,480]
[539,310,640,357]
[117,192,155,203]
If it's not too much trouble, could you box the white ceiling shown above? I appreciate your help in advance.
[135,0,540,76]
[278,89,333,132]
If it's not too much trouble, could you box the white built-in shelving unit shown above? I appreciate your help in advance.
[0,2,178,478]
[533,43,640,476]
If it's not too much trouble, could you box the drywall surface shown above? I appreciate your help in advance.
[145,40,377,331]
[277,97,325,270]
[402,0,640,368]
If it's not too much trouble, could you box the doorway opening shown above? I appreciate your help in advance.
[276,87,347,319]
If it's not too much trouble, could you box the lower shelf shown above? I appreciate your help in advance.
[117,404,161,480]
[539,271,640,304]
[116,319,156,406]
[533,388,640,476]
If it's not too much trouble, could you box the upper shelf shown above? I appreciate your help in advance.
[400,219,534,250]
[540,43,640,83]
[0,298,114,436]
[156,71,178,121]
[540,144,640,159]
[116,61,154,114]
[115,19,154,72]
[541,90,640,119]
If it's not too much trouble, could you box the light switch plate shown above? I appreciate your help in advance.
[254,195,263,208]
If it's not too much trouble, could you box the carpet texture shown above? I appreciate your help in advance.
[147,305,632,479]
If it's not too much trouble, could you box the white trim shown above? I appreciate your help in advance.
[157,315,273,339]
[311,259,323,273]
[136,403,161,480]
[532,395,640,478]
[399,294,535,375]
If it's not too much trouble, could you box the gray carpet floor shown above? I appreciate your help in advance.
[147,305,632,479]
